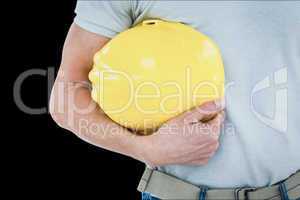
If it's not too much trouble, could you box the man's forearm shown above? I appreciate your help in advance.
[50,78,146,161]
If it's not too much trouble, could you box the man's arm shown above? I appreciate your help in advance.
[49,23,224,167]
[49,23,144,160]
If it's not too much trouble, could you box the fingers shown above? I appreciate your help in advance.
[175,99,225,124]
[179,108,205,124]
[197,98,225,115]
[214,98,226,110]
[207,111,225,126]
[189,111,224,141]
[207,111,225,136]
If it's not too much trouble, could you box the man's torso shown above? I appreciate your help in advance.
[132,0,300,188]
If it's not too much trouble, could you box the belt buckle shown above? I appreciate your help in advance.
[234,187,256,200]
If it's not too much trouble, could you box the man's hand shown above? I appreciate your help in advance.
[137,100,225,167]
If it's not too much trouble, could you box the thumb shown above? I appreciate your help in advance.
[176,99,224,124]
[199,99,225,115]
[198,99,225,122]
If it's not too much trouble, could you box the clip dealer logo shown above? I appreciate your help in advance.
[250,67,288,133]
[12,66,289,134]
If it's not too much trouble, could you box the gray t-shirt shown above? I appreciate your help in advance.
[74,0,300,188]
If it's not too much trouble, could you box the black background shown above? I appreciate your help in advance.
[9,1,144,199]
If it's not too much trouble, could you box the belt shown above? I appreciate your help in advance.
[137,168,300,200]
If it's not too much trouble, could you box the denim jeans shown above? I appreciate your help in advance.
[141,192,160,200]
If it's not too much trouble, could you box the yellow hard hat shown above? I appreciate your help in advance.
[89,19,224,133]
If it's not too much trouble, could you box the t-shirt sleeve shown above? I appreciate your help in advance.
[74,0,134,38]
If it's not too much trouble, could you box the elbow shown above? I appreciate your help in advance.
[49,86,68,129]
[49,101,66,129]
[49,110,65,129]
